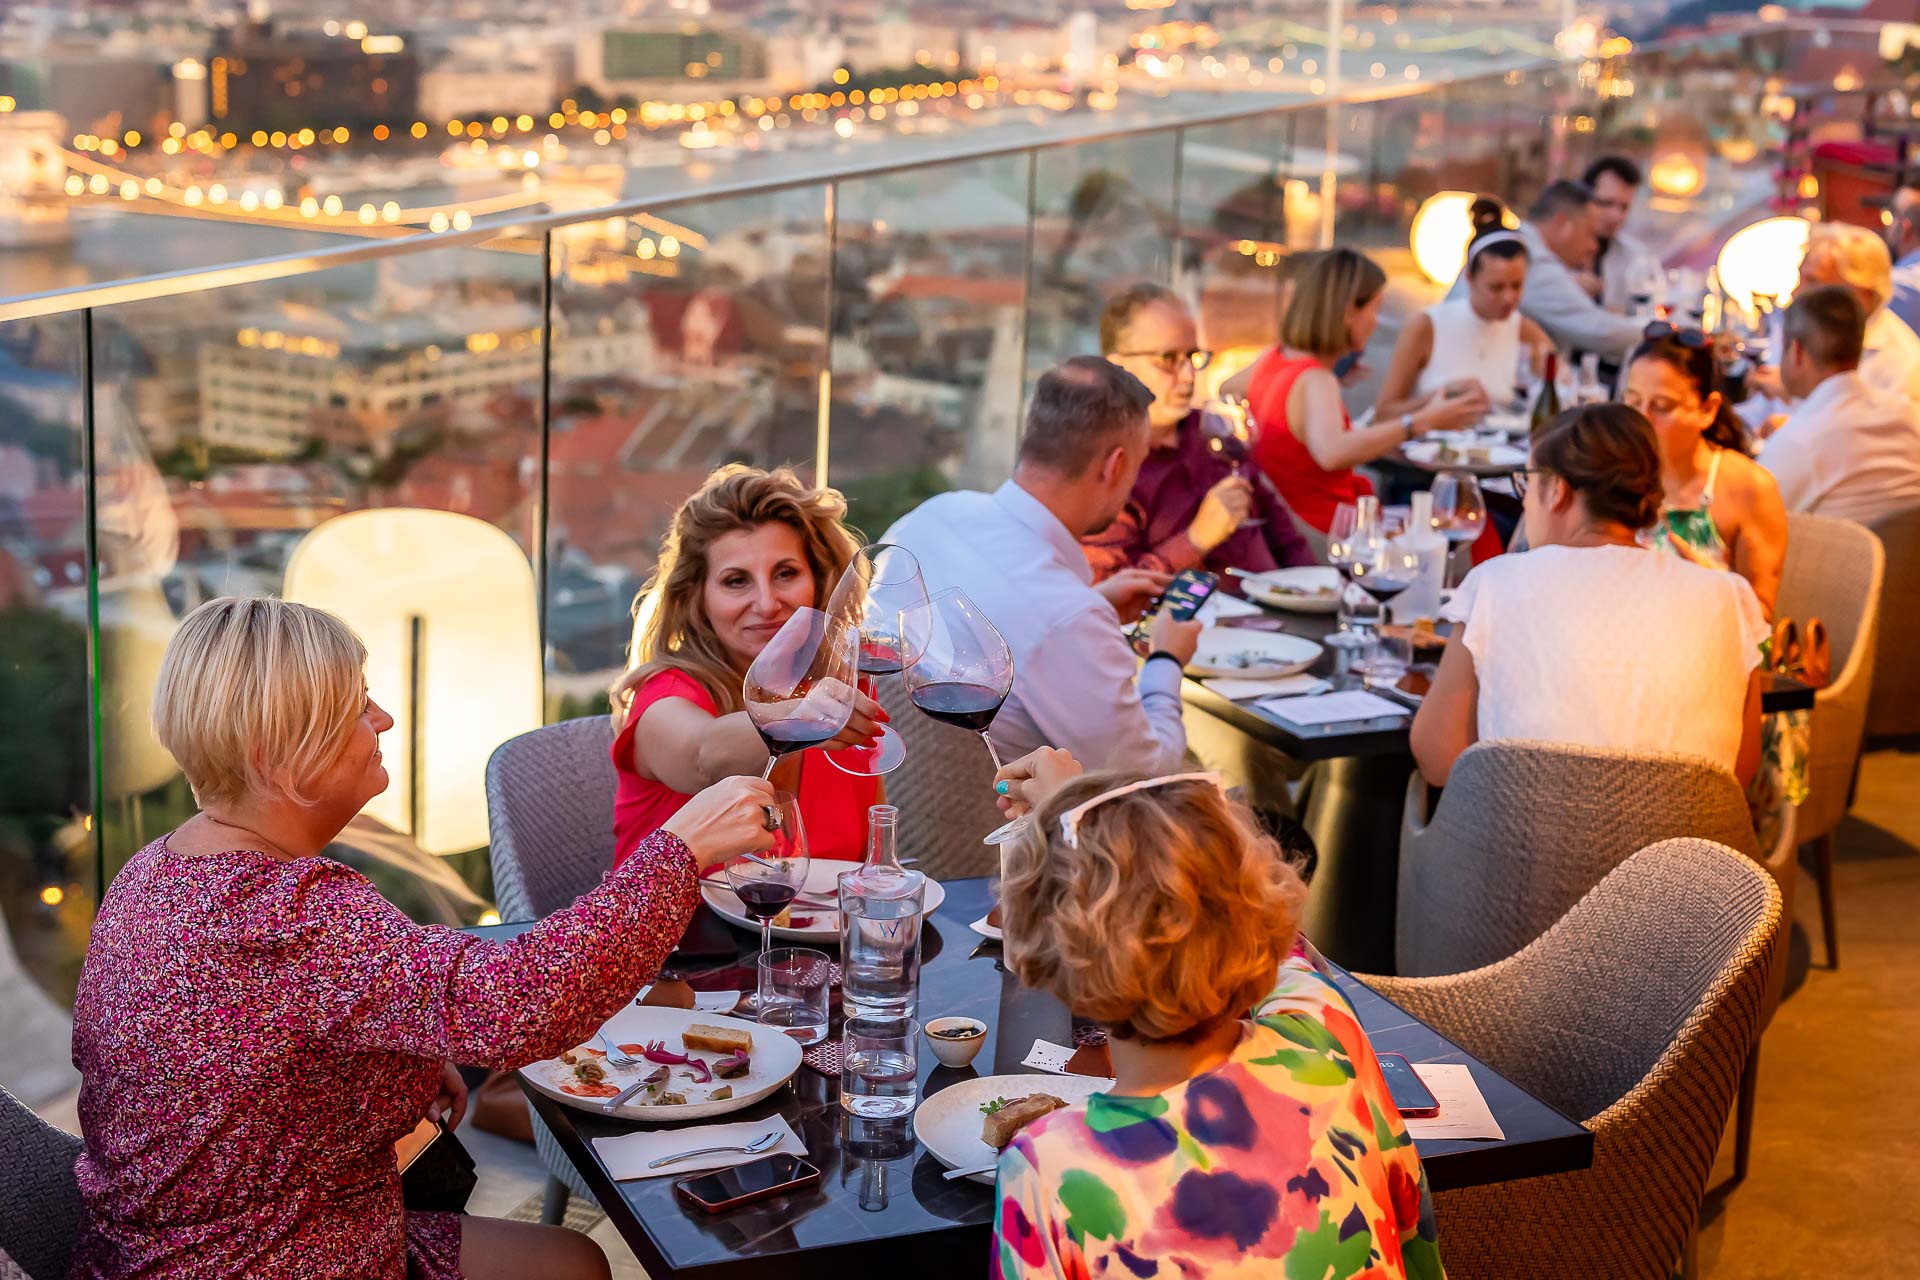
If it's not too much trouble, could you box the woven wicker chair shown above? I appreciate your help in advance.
[1775,512,1884,969]
[1865,504,1920,738]
[868,671,1003,880]
[1395,740,1758,978]
[1730,800,1796,1186]
[0,1085,82,1280]
[484,716,620,1222]
[1364,838,1782,1280]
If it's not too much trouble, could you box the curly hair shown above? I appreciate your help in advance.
[612,464,860,719]
[998,771,1308,1044]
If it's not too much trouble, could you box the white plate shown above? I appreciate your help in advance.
[914,1073,1114,1184]
[1403,440,1527,469]
[520,1006,801,1122]
[1186,627,1324,679]
[1238,565,1345,615]
[700,861,947,942]
[968,914,1002,941]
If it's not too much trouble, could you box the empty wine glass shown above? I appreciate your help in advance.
[1511,347,1539,412]
[1198,397,1264,527]
[743,608,859,780]
[1324,501,1367,649]
[824,544,926,777]
[1428,471,1487,590]
[899,589,1026,845]
[722,793,809,1016]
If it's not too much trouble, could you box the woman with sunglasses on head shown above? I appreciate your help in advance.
[1237,248,1489,535]
[983,747,1444,1280]
[1410,404,1768,790]
[1623,323,1788,616]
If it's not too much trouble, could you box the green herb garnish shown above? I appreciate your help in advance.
[979,1097,1011,1115]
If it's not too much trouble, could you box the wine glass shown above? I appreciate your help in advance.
[1324,501,1367,649]
[742,608,859,779]
[899,588,1026,845]
[722,793,809,1016]
[1197,397,1264,527]
[1428,471,1486,590]
[1347,526,1420,680]
[823,544,926,776]
[1511,347,1539,413]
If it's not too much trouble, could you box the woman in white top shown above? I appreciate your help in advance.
[1411,403,1767,788]
[1377,223,1555,420]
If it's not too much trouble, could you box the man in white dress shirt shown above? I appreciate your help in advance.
[1761,284,1920,523]
[883,356,1201,773]
[1582,155,1659,316]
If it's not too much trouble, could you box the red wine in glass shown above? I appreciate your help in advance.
[1356,574,1414,603]
[736,882,800,919]
[857,636,907,676]
[908,681,1005,733]
[756,715,846,756]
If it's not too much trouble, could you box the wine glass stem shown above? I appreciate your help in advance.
[979,732,1005,773]
[760,755,778,781]
[757,918,772,1007]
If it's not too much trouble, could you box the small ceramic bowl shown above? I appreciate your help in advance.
[923,1016,987,1068]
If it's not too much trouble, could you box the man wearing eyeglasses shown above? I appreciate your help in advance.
[1088,285,1316,585]
[1883,175,1920,338]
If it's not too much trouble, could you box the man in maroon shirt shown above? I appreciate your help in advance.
[1088,285,1316,583]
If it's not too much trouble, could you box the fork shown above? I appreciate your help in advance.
[598,1033,645,1069]
[646,1131,783,1169]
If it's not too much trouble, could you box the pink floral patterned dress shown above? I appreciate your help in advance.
[68,828,700,1279]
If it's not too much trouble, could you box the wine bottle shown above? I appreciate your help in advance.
[1530,352,1562,437]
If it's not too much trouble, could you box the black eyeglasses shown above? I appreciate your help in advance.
[1513,467,1548,499]
[1113,348,1214,372]
[1641,320,1710,350]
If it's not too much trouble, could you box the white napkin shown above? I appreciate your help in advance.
[1196,593,1263,623]
[635,985,742,1014]
[592,1114,807,1180]
[1400,1063,1505,1141]
[1021,1039,1115,1084]
[1206,673,1330,702]
[1258,689,1409,726]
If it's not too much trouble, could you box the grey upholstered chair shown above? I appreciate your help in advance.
[1395,740,1758,978]
[868,672,1003,880]
[1865,505,1920,738]
[1364,838,1782,1280]
[0,1085,83,1280]
[1775,511,1884,969]
[485,715,620,1221]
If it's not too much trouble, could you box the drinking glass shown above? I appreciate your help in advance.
[757,946,832,1046]
[1511,347,1538,412]
[742,607,858,780]
[840,1015,920,1118]
[1347,530,1420,680]
[722,793,809,1016]
[824,544,927,776]
[1575,352,1607,406]
[900,589,1025,845]
[1197,396,1264,527]
[1428,471,1487,589]
[1324,501,1367,649]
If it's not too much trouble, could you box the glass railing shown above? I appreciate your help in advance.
[3,51,1713,1105]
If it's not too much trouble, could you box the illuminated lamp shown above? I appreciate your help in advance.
[1410,191,1477,286]
[284,510,541,855]
[1715,215,1809,311]
[1648,151,1706,200]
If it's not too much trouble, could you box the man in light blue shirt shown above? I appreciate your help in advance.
[1885,179,1920,337]
[883,356,1201,774]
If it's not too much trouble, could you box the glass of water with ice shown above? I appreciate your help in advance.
[840,1014,919,1118]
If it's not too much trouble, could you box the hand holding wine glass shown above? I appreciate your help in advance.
[743,608,859,779]
[1198,397,1264,528]
[660,775,781,873]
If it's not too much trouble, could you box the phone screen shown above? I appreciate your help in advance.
[1160,570,1218,623]
[1376,1054,1440,1117]
[677,1155,818,1210]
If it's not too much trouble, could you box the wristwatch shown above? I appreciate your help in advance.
[1400,413,1415,440]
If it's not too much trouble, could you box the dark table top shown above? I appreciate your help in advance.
[476,878,1592,1278]
[1184,606,1815,761]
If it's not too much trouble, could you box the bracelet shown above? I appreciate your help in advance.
[1144,649,1183,666]
[1401,412,1416,441]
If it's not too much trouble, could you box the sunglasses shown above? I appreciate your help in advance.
[1114,348,1214,373]
[1641,320,1710,350]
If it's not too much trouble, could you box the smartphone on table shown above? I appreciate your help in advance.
[675,1154,822,1213]
[1376,1053,1440,1119]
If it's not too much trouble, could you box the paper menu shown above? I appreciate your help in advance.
[1257,689,1409,726]
[1400,1062,1505,1141]
[1205,674,1331,701]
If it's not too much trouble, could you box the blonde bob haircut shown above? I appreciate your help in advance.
[999,770,1308,1044]
[614,464,860,719]
[151,596,369,808]
[1280,247,1387,358]
[1804,222,1894,311]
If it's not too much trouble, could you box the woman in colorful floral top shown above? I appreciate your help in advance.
[68,597,779,1280]
[987,750,1444,1279]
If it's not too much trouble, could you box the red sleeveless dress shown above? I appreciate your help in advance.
[1246,350,1373,534]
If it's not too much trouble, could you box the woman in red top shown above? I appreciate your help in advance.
[611,465,886,867]
[1236,248,1485,533]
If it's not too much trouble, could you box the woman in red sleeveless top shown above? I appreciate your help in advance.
[610,465,886,868]
[1238,249,1485,533]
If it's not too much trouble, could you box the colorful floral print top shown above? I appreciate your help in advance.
[991,953,1444,1280]
[68,828,699,1280]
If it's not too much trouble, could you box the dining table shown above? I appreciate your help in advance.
[481,877,1594,1280]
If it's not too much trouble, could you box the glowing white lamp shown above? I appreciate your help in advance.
[1716,215,1810,312]
[284,509,542,855]
[1410,191,1477,286]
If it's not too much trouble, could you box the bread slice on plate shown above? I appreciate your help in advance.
[683,1023,753,1055]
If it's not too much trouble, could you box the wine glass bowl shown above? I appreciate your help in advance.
[742,608,859,779]
[1348,534,1420,680]
[1428,471,1487,590]
[722,793,810,1016]
[824,545,927,777]
[1198,397,1263,526]
[900,589,1027,845]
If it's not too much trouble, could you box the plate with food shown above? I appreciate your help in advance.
[1237,565,1345,615]
[1186,628,1323,679]
[914,1073,1115,1184]
[520,1007,802,1121]
[700,861,947,942]
[1402,439,1526,470]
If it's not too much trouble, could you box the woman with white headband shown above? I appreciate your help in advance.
[984,749,1444,1280]
[1377,215,1555,422]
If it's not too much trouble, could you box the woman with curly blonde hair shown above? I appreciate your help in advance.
[987,748,1444,1280]
[610,464,887,865]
